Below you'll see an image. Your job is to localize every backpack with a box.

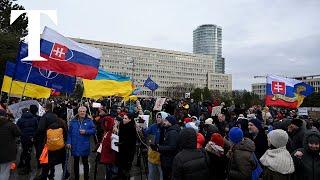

[251,153,263,180]
[47,128,64,151]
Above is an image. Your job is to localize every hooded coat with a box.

[227,138,256,180]
[205,141,228,180]
[100,116,116,164]
[292,130,320,180]
[158,124,181,168]
[17,112,38,144]
[172,128,210,180]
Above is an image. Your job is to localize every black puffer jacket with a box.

[158,124,180,168]
[17,112,38,143]
[292,130,320,180]
[172,128,210,180]
[0,117,21,163]
[35,111,58,150]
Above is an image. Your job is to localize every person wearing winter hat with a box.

[185,122,198,132]
[184,117,192,124]
[248,118,268,159]
[292,130,320,180]
[260,129,295,180]
[157,115,180,180]
[205,133,228,180]
[227,127,256,180]
[163,115,177,127]
[191,116,200,126]
[205,118,213,125]
[196,132,205,149]
[228,127,244,144]
[287,118,306,153]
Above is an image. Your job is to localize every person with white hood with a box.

[144,111,168,180]
[260,129,295,180]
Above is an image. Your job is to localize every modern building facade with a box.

[193,24,225,74]
[294,75,320,93]
[75,38,232,97]
[252,83,267,100]
[252,75,320,100]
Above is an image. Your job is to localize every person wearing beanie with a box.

[287,118,306,153]
[157,115,180,180]
[292,130,320,180]
[202,123,220,145]
[227,127,256,180]
[260,129,295,180]
[205,118,213,125]
[248,118,268,159]
[164,115,177,126]
[186,122,198,132]
[184,117,192,124]
[229,127,244,144]
[172,128,210,180]
[196,133,205,149]
[205,133,228,180]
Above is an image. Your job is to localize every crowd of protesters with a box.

[0,96,319,180]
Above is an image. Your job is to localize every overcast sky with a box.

[19,0,320,90]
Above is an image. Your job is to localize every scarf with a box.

[260,146,295,174]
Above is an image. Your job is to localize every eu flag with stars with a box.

[144,76,159,91]
[13,43,76,93]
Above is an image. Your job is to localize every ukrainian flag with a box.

[1,62,51,99]
[83,69,133,99]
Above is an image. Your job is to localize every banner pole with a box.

[6,76,15,104]
[20,65,33,102]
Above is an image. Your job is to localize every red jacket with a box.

[100,116,116,164]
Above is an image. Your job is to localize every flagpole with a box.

[20,65,33,102]
[6,78,14,104]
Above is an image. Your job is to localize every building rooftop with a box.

[72,37,213,59]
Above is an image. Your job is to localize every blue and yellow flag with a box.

[14,43,76,93]
[83,69,133,99]
[1,62,51,99]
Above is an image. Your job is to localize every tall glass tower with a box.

[193,24,225,74]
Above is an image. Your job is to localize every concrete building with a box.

[193,24,225,74]
[75,38,232,97]
[293,75,320,93]
[252,83,267,100]
[252,75,320,100]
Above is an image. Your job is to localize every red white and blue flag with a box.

[33,27,101,79]
[265,75,314,109]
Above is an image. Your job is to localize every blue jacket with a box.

[67,116,96,157]
[144,123,161,144]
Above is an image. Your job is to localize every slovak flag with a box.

[32,27,101,79]
[265,75,314,109]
